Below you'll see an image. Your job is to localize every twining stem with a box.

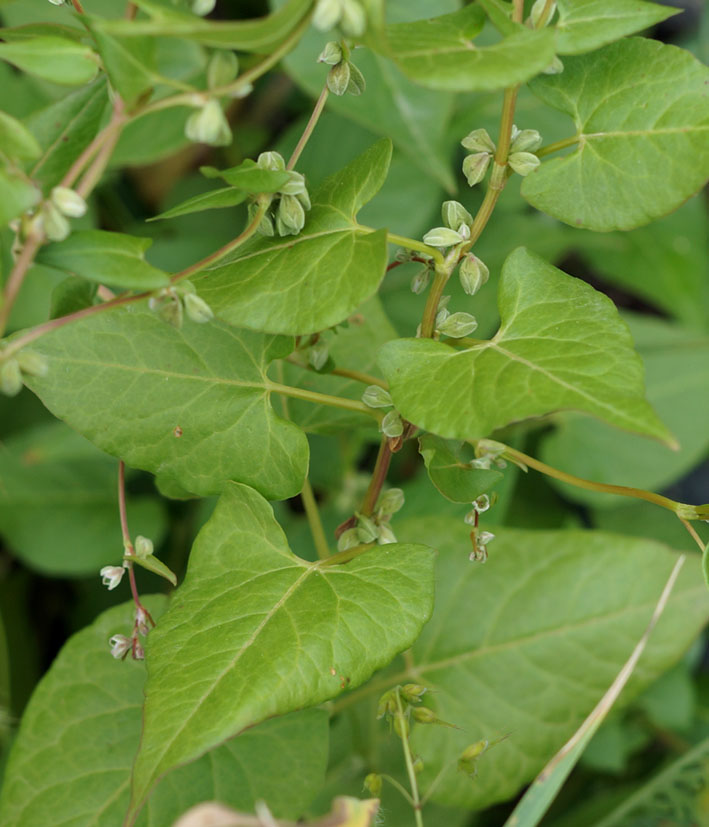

[118,461,154,626]
[495,443,709,521]
[268,380,381,419]
[76,100,126,198]
[300,478,331,560]
[287,84,329,170]
[71,0,85,12]
[680,519,705,552]
[360,438,393,516]
[0,233,42,338]
[395,689,424,827]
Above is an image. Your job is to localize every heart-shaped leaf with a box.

[379,248,673,444]
[193,140,392,335]
[26,308,309,500]
[128,482,435,818]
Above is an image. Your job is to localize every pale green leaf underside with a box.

[390,518,709,810]
[379,248,672,444]
[194,140,392,336]
[555,0,680,55]
[26,307,308,500]
[99,0,311,50]
[523,38,709,231]
[129,482,435,817]
[0,597,329,826]
[388,9,555,92]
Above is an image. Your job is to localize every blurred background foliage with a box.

[0,0,708,824]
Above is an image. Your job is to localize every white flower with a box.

[109,634,131,659]
[100,565,125,591]
[135,607,150,636]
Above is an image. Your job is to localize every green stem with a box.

[385,232,444,268]
[533,0,557,28]
[317,542,375,567]
[300,477,331,560]
[287,84,329,170]
[360,438,393,516]
[536,135,580,158]
[395,689,424,827]
[267,380,381,419]
[496,443,709,521]
[0,233,42,338]
[419,263,451,339]
[381,774,415,806]
[286,356,387,389]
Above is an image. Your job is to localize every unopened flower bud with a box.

[463,509,477,526]
[361,385,392,409]
[42,202,70,241]
[340,0,367,37]
[192,0,215,15]
[381,410,403,438]
[377,487,404,516]
[207,50,238,89]
[461,128,495,153]
[435,307,450,329]
[377,524,397,544]
[296,188,311,210]
[318,41,343,65]
[530,0,556,26]
[0,359,22,396]
[356,513,379,544]
[438,311,478,338]
[543,55,564,75]
[413,756,424,774]
[133,640,145,660]
[393,715,410,738]
[308,339,329,371]
[109,634,131,659]
[423,227,463,248]
[410,267,430,295]
[279,171,307,196]
[401,684,427,703]
[459,254,489,296]
[364,773,382,798]
[185,100,232,147]
[508,151,540,176]
[252,206,275,237]
[16,349,48,378]
[134,535,154,559]
[158,296,184,328]
[460,740,488,762]
[463,152,491,187]
[276,194,306,235]
[48,0,66,5]
[377,689,397,719]
[313,0,341,31]
[412,706,439,724]
[346,61,366,96]
[510,128,542,153]
[457,222,470,241]
[257,151,285,171]
[100,565,125,591]
[337,528,361,552]
[135,606,150,636]
[184,292,214,324]
[51,186,87,218]
[327,61,351,96]
[442,200,473,230]
[478,530,495,545]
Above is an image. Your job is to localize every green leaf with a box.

[281,15,456,191]
[87,23,156,106]
[540,315,709,508]
[372,517,709,810]
[26,307,309,500]
[25,78,109,189]
[0,168,40,228]
[573,195,709,330]
[0,596,329,826]
[379,248,672,444]
[388,8,556,92]
[49,276,98,319]
[148,186,248,222]
[201,159,291,193]
[280,296,395,434]
[36,230,171,290]
[522,38,709,231]
[100,0,312,51]
[128,553,177,586]
[128,482,435,817]
[0,36,99,86]
[0,422,166,577]
[555,0,681,55]
[194,140,392,335]
[419,434,503,504]
[0,110,41,161]
[111,105,193,167]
